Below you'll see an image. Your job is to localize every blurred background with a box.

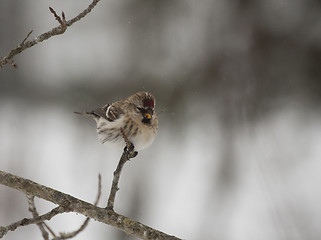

[1,0,321,239]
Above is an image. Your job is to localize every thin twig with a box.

[27,195,49,240]
[0,0,101,68]
[44,223,57,239]
[21,30,33,45]
[2,206,65,236]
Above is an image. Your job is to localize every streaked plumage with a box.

[76,92,158,151]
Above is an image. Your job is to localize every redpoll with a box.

[75,92,158,153]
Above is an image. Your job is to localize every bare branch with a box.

[0,0,101,68]
[0,170,181,240]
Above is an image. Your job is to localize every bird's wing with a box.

[75,102,124,122]
[91,104,110,120]
[90,103,124,122]
[105,103,124,121]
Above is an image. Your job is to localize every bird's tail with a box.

[74,111,101,122]
[74,111,93,116]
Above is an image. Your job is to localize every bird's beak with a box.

[144,113,152,119]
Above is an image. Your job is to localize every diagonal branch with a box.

[0,170,181,240]
[0,0,101,68]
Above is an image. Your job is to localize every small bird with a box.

[75,92,158,154]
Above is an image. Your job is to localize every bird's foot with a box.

[124,142,138,159]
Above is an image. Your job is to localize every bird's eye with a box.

[136,107,142,112]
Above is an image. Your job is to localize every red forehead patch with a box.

[143,98,154,108]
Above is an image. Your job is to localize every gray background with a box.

[1,0,321,239]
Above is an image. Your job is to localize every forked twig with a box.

[49,7,67,34]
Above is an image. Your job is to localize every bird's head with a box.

[131,92,156,125]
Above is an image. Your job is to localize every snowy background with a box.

[1,0,321,239]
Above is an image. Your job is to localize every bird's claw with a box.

[124,143,138,159]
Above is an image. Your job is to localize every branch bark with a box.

[107,151,129,210]
[0,170,181,240]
